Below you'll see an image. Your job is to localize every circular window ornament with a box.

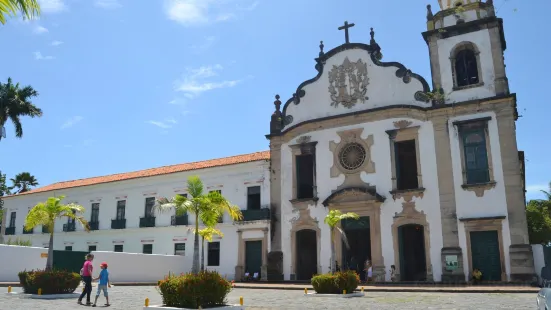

[339,143,367,171]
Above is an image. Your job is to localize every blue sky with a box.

[0,0,549,200]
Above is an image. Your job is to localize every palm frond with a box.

[197,227,224,242]
[335,226,351,250]
[187,176,204,198]
[0,0,40,24]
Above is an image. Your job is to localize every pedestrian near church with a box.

[78,253,94,305]
[92,262,111,307]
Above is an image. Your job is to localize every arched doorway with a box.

[296,229,317,280]
[398,224,427,281]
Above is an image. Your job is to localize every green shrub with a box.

[157,270,232,308]
[18,269,81,295]
[311,270,359,294]
[3,237,32,246]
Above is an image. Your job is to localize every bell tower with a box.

[423,0,508,104]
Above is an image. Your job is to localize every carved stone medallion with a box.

[328,57,369,108]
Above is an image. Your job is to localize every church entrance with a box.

[341,216,371,281]
[398,224,427,281]
[296,229,317,280]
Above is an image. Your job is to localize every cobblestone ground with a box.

[1,286,538,309]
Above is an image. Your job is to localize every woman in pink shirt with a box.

[78,253,94,305]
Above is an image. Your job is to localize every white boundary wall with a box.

[90,251,189,283]
[0,245,48,282]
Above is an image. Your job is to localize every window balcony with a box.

[4,226,15,235]
[22,226,34,234]
[139,216,156,228]
[89,221,99,231]
[63,222,76,232]
[240,208,271,222]
[171,215,188,226]
[111,218,126,230]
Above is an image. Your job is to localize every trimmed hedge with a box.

[157,270,232,308]
[311,270,359,294]
[18,269,81,295]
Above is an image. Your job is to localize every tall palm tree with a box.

[9,172,38,193]
[0,0,40,24]
[198,226,224,271]
[155,176,242,274]
[24,195,89,270]
[0,77,43,140]
[324,210,359,273]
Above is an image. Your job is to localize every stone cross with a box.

[338,21,355,44]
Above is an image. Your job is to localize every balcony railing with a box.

[111,218,126,230]
[42,226,49,234]
[89,221,99,231]
[63,222,76,232]
[240,208,271,222]
[22,226,34,234]
[4,226,15,235]
[171,215,188,226]
[139,216,156,228]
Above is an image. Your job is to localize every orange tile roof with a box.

[10,151,270,197]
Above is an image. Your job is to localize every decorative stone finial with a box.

[274,94,281,112]
[370,28,376,44]
[487,0,493,5]
[319,41,324,56]
[426,4,433,20]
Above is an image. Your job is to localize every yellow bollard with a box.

[343,290,347,295]
[304,288,308,294]
[7,286,11,293]
[361,287,364,293]
[38,288,42,295]
[239,296,243,306]
[145,298,150,307]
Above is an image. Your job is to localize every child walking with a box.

[92,262,111,307]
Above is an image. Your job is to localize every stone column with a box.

[496,103,535,281]
[267,137,284,281]
[433,116,465,282]
[488,24,509,96]
[234,230,244,281]
[370,205,386,282]
[261,228,269,281]
[427,36,442,90]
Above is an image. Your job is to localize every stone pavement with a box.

[0,286,539,309]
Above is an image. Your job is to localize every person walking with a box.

[78,253,94,305]
[92,262,111,307]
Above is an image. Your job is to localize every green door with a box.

[245,241,263,277]
[470,230,502,281]
[52,250,89,273]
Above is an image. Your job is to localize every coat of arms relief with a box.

[328,57,369,108]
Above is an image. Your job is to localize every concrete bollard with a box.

[239,296,243,306]
[145,298,149,307]
[38,288,42,295]
[7,286,11,293]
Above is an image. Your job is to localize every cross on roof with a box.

[338,21,355,44]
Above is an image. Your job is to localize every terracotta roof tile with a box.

[10,151,270,197]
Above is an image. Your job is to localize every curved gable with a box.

[322,186,386,207]
[279,42,431,133]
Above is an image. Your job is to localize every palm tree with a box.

[155,176,242,274]
[0,0,40,24]
[9,172,38,193]
[198,226,224,271]
[24,196,89,270]
[324,210,359,273]
[0,77,43,140]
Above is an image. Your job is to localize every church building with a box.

[1,0,534,283]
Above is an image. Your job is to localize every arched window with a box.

[455,49,479,87]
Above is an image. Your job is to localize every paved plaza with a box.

[0,286,539,309]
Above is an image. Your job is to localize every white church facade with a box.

[1,0,534,283]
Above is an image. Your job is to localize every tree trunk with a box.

[46,229,54,270]
[192,214,200,274]
[330,228,336,274]
[200,236,205,272]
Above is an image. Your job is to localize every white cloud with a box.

[147,118,178,129]
[51,40,64,46]
[34,51,55,60]
[164,0,258,26]
[174,64,241,98]
[61,116,83,129]
[33,25,49,34]
[94,0,122,9]
[38,0,67,13]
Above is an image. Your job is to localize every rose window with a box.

[339,143,367,171]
